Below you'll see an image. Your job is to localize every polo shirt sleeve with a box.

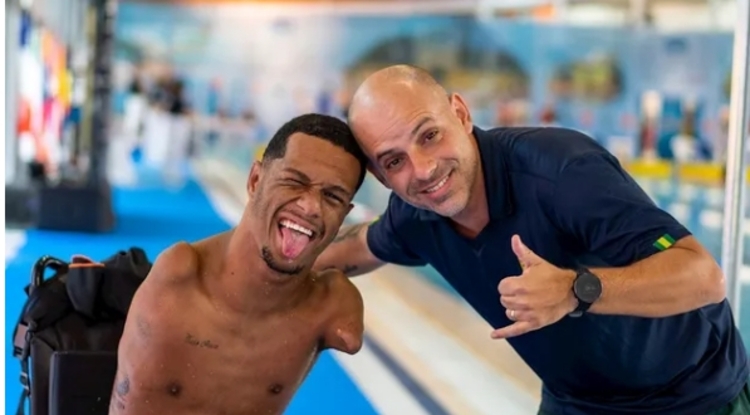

[549,152,693,266]
[366,195,427,267]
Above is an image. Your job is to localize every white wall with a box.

[159,0,738,32]
[6,1,21,184]
[648,1,735,32]
[559,0,737,32]
[563,3,632,26]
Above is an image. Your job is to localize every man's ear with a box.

[449,92,473,134]
[366,163,390,189]
[247,161,262,197]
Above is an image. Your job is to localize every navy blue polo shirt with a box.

[366,126,749,415]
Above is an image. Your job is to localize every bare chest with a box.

[159,308,328,414]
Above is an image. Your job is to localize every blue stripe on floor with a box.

[364,335,450,415]
[4,180,377,415]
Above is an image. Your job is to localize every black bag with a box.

[12,248,152,415]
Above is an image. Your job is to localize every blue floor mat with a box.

[5,180,377,415]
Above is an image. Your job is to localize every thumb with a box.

[512,234,542,268]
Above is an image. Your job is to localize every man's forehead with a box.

[356,107,437,146]
[274,139,359,192]
[357,92,444,130]
[281,163,355,189]
[376,91,434,116]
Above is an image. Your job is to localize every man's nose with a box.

[295,191,322,218]
[411,151,437,181]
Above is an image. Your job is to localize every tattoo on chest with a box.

[116,376,130,396]
[185,333,220,349]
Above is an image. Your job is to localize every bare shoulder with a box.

[147,241,201,286]
[113,243,201,414]
[123,242,199,328]
[315,269,364,355]
[121,241,201,366]
[316,268,356,291]
[122,242,199,352]
[316,268,363,308]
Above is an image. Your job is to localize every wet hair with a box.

[262,113,368,191]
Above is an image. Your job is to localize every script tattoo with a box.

[333,224,365,243]
[185,333,219,349]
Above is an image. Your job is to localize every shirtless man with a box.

[110,113,368,415]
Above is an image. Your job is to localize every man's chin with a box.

[261,247,306,276]
[420,194,468,218]
[267,258,305,276]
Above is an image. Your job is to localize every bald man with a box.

[315,65,749,415]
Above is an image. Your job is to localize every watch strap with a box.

[572,267,595,315]
[574,294,594,313]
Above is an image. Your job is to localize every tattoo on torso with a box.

[185,333,220,349]
[109,375,129,413]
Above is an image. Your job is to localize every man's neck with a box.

[451,147,490,239]
[217,226,313,315]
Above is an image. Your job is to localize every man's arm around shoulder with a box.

[314,223,384,277]
[316,198,429,277]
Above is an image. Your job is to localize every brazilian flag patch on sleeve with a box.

[653,234,676,251]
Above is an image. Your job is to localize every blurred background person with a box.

[122,75,146,157]
[163,78,193,186]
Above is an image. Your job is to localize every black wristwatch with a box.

[568,267,602,318]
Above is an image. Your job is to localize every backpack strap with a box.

[16,357,30,415]
[14,255,69,415]
[13,321,32,415]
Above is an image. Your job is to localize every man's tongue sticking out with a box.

[280,227,310,259]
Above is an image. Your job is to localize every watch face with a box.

[575,272,602,303]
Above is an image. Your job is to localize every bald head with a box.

[348,65,447,126]
[359,64,441,91]
[344,65,479,220]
